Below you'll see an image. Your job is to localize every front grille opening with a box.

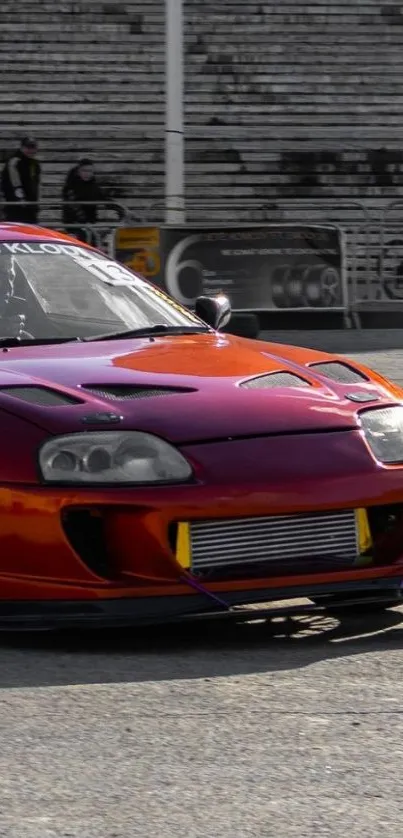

[368,503,403,563]
[240,372,311,389]
[0,386,82,405]
[181,505,403,583]
[83,385,196,401]
[368,504,403,538]
[168,522,178,554]
[187,509,359,581]
[308,362,369,384]
[61,508,114,579]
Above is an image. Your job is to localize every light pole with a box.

[165,0,185,225]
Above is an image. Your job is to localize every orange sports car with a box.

[0,222,402,629]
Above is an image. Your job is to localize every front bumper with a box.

[3,429,403,618]
[0,575,402,631]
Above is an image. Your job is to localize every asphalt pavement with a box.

[2,331,403,838]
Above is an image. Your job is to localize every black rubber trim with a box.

[0,576,400,630]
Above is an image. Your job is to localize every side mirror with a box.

[195,293,231,331]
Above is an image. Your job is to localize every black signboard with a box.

[158,224,346,311]
[113,223,347,312]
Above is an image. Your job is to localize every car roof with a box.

[0,223,94,246]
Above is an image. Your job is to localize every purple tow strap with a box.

[180,573,232,610]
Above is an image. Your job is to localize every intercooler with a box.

[187,509,360,573]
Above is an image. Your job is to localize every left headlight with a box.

[360,406,403,464]
[38,431,193,484]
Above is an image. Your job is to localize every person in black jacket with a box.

[1,137,41,224]
[62,158,103,245]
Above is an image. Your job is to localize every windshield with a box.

[0,241,206,342]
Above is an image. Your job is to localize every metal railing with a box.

[0,198,132,254]
[139,198,403,317]
[120,198,374,315]
[0,199,130,221]
[375,200,403,309]
[4,195,403,321]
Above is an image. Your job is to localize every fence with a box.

[113,221,349,317]
[374,200,403,310]
[3,196,403,325]
[136,199,403,322]
[0,198,130,253]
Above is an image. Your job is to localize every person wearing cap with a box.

[62,158,103,245]
[1,137,41,224]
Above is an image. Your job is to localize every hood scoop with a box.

[82,384,197,401]
[307,361,368,384]
[0,386,83,406]
[240,371,311,389]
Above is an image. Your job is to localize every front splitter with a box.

[0,576,401,631]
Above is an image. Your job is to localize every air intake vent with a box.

[240,372,311,389]
[83,385,195,401]
[308,362,368,384]
[62,508,113,579]
[0,386,82,405]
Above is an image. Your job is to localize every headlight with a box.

[360,406,403,464]
[39,431,193,484]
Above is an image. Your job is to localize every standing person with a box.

[1,137,41,224]
[62,158,103,245]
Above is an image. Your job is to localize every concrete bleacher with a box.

[182,0,403,307]
[0,0,165,219]
[0,0,402,303]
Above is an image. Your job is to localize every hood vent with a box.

[308,362,368,384]
[83,384,196,401]
[0,386,82,405]
[240,372,311,389]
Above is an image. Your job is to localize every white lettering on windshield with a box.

[0,241,151,287]
[35,243,67,254]
[69,254,135,286]
[0,242,90,258]
[3,243,34,254]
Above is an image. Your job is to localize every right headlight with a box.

[38,431,193,484]
[360,406,403,464]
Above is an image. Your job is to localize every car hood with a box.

[0,333,397,442]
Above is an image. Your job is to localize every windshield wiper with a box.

[83,325,210,342]
[0,336,81,348]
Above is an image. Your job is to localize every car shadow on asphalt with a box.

[0,607,403,689]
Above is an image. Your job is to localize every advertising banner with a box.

[114,224,347,312]
[114,226,162,282]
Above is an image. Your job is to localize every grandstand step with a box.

[0,0,402,298]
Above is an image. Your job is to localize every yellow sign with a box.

[114,227,161,279]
